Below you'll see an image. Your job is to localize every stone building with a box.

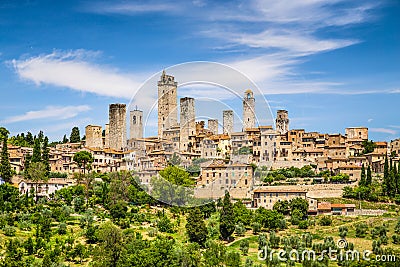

[129,109,143,139]
[252,188,307,209]
[158,71,178,137]
[223,110,234,135]
[391,138,400,156]
[180,97,196,153]
[85,125,103,148]
[109,103,126,151]
[243,89,256,130]
[104,123,110,148]
[276,110,289,135]
[208,119,218,135]
[345,127,368,141]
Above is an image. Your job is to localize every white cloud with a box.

[223,29,358,54]
[370,128,397,135]
[3,105,91,123]
[10,50,144,99]
[86,1,182,14]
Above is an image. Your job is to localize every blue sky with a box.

[0,0,399,141]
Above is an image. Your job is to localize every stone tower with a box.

[158,70,178,137]
[243,89,256,130]
[180,97,196,152]
[276,110,289,135]
[129,109,143,139]
[208,119,218,135]
[85,125,103,148]
[223,110,234,135]
[109,103,126,151]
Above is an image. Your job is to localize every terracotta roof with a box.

[317,202,331,210]
[331,203,356,208]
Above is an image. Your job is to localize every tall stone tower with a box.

[208,119,218,135]
[85,125,103,148]
[223,110,234,135]
[158,70,178,137]
[180,97,196,152]
[276,110,289,135]
[129,109,143,139]
[243,89,256,130]
[109,103,126,151]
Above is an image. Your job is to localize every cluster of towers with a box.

[85,104,143,151]
[157,71,258,138]
[85,71,289,151]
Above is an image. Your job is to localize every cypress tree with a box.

[62,134,68,144]
[42,137,50,177]
[0,136,13,183]
[31,138,41,163]
[384,156,389,193]
[359,164,366,186]
[220,191,235,241]
[366,165,372,186]
[185,207,208,246]
[70,127,81,143]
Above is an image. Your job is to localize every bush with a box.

[240,239,250,255]
[298,221,308,229]
[3,225,16,236]
[392,234,400,244]
[355,222,368,238]
[252,222,261,234]
[58,223,67,235]
[235,222,246,236]
[318,216,332,226]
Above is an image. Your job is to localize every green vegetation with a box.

[70,126,81,143]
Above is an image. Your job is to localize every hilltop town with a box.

[2,71,399,213]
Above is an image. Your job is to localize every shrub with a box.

[318,216,332,226]
[298,221,308,229]
[3,225,16,236]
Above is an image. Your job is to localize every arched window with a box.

[133,115,136,124]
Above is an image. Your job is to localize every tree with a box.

[239,239,249,255]
[42,136,50,178]
[186,207,208,246]
[70,127,81,143]
[220,192,235,241]
[27,162,48,202]
[273,200,290,215]
[361,140,376,154]
[0,131,13,183]
[31,138,42,163]
[289,197,309,217]
[359,164,366,186]
[366,165,372,186]
[73,151,94,174]
[92,221,124,267]
[62,134,69,143]
[169,152,181,166]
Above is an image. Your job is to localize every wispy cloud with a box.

[2,105,91,123]
[9,50,144,99]
[370,128,397,135]
[88,1,179,14]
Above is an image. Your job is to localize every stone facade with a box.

[208,119,218,135]
[158,70,178,137]
[85,125,103,148]
[180,97,196,152]
[243,89,256,130]
[104,123,109,148]
[223,110,234,135]
[109,103,126,151]
[276,110,289,135]
[129,109,143,139]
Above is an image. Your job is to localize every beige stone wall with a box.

[180,97,196,152]
[243,90,255,130]
[223,110,234,135]
[346,127,368,140]
[276,110,289,135]
[109,103,126,151]
[208,119,218,135]
[129,109,143,139]
[85,125,103,148]
[158,71,178,137]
